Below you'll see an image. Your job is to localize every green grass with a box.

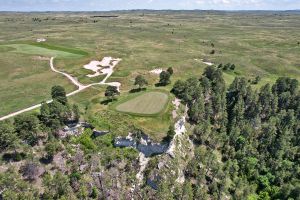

[114,91,169,116]
[0,11,300,123]
[31,42,89,56]
[3,43,85,58]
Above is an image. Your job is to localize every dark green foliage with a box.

[0,121,18,151]
[223,63,231,70]
[39,100,71,129]
[167,67,174,75]
[14,113,40,146]
[134,75,148,89]
[72,104,80,122]
[105,85,120,100]
[90,187,98,199]
[159,71,171,86]
[166,124,175,141]
[230,64,236,70]
[252,75,261,84]
[51,85,68,105]
[172,69,299,199]
[43,171,74,199]
[0,168,39,199]
[44,138,62,159]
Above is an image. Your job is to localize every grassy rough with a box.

[3,44,85,58]
[1,11,300,122]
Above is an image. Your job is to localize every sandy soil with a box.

[167,102,188,158]
[84,57,121,78]
[136,153,150,185]
[195,58,214,66]
[172,98,181,119]
[83,61,102,77]
[150,68,163,74]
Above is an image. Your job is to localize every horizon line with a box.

[0,9,300,12]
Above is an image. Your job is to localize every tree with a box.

[230,64,236,70]
[51,85,68,105]
[0,168,39,199]
[172,80,187,99]
[40,101,51,126]
[134,75,148,89]
[167,67,174,75]
[45,138,62,160]
[159,71,171,86]
[72,104,80,122]
[105,85,120,100]
[188,98,205,124]
[43,171,74,199]
[0,121,18,151]
[252,76,261,84]
[223,63,231,70]
[166,124,176,141]
[14,114,40,146]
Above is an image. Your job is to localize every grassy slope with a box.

[0,11,299,138]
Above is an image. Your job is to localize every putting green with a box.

[3,44,85,58]
[115,91,169,115]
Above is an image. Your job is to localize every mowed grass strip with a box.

[115,92,169,115]
[3,44,85,58]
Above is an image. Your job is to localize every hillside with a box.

[0,11,299,200]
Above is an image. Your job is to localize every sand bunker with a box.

[201,59,214,66]
[83,61,102,77]
[150,68,163,74]
[84,57,121,78]
[36,38,46,42]
[195,58,214,66]
[203,61,214,66]
[0,56,122,121]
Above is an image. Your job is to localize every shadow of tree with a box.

[100,99,116,105]
[129,88,147,93]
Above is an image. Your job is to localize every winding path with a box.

[0,57,121,121]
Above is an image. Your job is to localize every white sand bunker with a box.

[201,59,214,66]
[195,58,214,66]
[84,57,121,78]
[150,68,163,74]
[36,38,46,42]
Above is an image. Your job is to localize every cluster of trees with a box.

[0,85,79,157]
[104,67,174,101]
[0,85,84,198]
[218,63,236,71]
[171,66,299,199]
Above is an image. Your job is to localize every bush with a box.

[75,129,96,152]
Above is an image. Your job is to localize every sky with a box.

[0,0,300,11]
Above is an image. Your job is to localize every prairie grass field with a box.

[0,10,299,138]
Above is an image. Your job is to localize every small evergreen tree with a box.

[134,75,148,89]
